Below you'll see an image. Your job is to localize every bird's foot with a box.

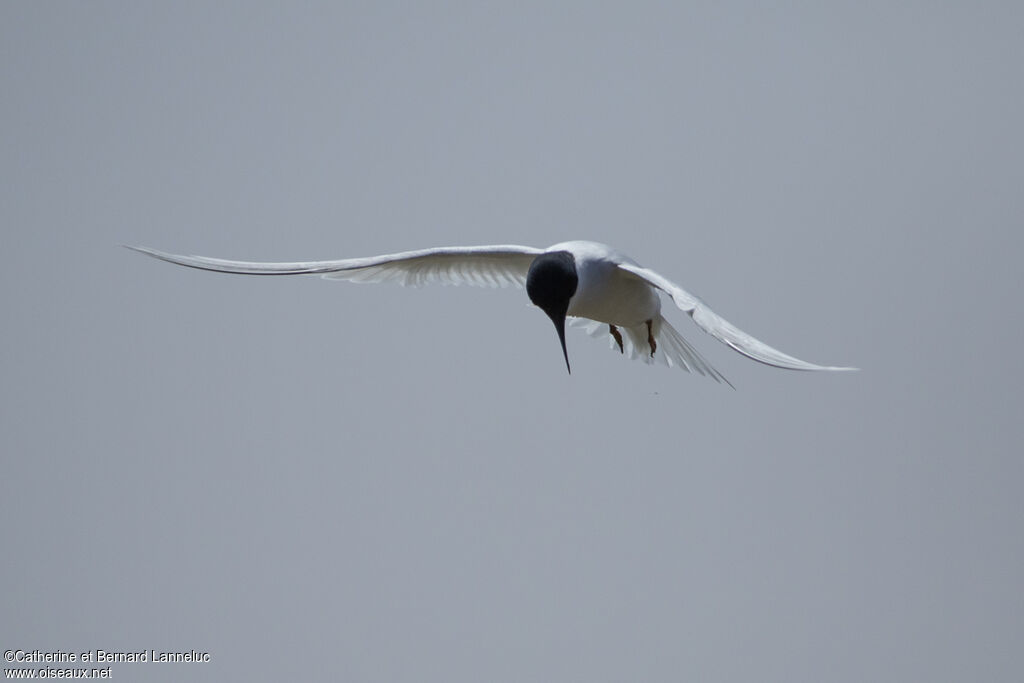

[646,320,657,358]
[609,325,624,354]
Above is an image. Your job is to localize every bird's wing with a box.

[125,245,543,288]
[617,263,857,372]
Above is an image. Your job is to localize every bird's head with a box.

[526,251,578,374]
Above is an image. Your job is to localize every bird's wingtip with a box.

[124,245,180,263]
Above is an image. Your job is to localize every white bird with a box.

[126,240,856,384]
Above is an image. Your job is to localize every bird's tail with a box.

[570,315,733,387]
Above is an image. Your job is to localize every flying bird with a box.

[126,240,856,384]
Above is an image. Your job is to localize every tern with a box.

[127,240,855,384]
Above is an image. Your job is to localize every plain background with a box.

[2,3,1021,682]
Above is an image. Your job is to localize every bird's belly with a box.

[568,265,660,326]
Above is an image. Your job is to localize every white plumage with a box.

[127,240,856,383]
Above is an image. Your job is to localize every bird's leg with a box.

[646,319,657,358]
[609,325,624,354]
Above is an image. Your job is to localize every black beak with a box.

[546,310,571,374]
[525,250,578,376]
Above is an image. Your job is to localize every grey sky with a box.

[2,3,1022,682]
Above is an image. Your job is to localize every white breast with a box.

[549,242,661,326]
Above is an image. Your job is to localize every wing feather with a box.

[125,244,543,289]
[617,263,857,372]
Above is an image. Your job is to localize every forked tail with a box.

[571,315,733,387]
